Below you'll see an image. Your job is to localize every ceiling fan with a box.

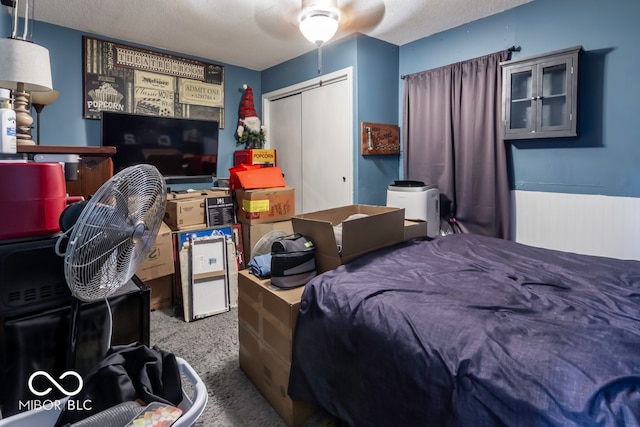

[255,0,385,72]
[298,0,386,42]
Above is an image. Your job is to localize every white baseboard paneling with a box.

[511,191,640,261]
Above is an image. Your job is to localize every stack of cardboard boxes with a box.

[238,270,317,426]
[135,188,239,313]
[230,163,296,262]
[162,189,241,321]
[238,203,409,426]
[235,186,295,260]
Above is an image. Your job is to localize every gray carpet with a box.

[149,307,339,427]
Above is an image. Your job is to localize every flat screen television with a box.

[100,111,219,178]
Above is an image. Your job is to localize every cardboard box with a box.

[238,270,303,362]
[292,205,405,274]
[234,149,276,166]
[404,220,429,240]
[167,189,228,201]
[238,270,317,426]
[236,186,295,225]
[165,197,206,230]
[241,220,293,262]
[165,190,229,230]
[136,222,175,282]
[239,325,317,427]
[146,274,174,311]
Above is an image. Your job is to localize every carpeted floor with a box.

[149,307,339,427]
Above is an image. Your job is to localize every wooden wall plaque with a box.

[360,122,400,155]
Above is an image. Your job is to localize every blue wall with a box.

[399,0,640,198]
[355,36,400,204]
[262,35,358,93]
[0,18,261,178]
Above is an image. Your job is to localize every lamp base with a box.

[14,86,36,146]
[16,139,36,146]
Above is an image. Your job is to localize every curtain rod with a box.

[400,45,522,79]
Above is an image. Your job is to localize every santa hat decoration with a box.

[239,84,257,119]
[237,84,266,148]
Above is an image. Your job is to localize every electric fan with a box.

[57,164,167,368]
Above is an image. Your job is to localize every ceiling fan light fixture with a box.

[299,9,339,45]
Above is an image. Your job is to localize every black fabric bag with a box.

[270,233,317,289]
[55,343,182,426]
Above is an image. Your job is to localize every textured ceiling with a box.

[28,0,532,71]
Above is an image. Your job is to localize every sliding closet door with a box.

[268,94,303,213]
[301,78,351,213]
[264,68,353,214]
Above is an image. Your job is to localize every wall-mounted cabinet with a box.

[501,46,582,140]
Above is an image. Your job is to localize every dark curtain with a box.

[402,50,510,239]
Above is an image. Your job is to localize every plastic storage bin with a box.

[0,357,207,427]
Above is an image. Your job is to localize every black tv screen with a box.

[100,111,219,177]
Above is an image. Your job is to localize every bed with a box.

[287,233,640,427]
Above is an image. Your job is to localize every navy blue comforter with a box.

[288,234,640,427]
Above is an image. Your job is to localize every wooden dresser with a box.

[17,145,116,200]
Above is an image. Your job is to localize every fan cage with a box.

[64,164,167,302]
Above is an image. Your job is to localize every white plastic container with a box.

[0,88,16,154]
[387,180,441,238]
[0,357,208,427]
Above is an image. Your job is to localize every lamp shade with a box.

[0,38,52,92]
[31,89,60,106]
[299,11,339,45]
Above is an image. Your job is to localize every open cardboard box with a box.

[241,220,293,262]
[291,204,405,274]
[404,219,429,240]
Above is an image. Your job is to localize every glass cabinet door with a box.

[509,69,534,131]
[539,61,569,131]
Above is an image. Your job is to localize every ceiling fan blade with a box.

[301,0,338,10]
[254,2,301,41]
[339,0,386,33]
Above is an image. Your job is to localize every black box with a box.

[0,237,150,416]
[206,195,236,226]
[0,277,150,416]
[0,236,69,318]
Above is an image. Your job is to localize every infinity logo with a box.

[28,371,83,397]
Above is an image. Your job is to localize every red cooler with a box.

[0,162,77,240]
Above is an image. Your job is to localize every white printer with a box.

[386,180,440,237]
